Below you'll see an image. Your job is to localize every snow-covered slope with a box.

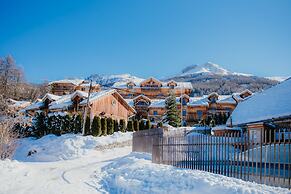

[265,76,289,82]
[14,132,133,162]
[180,62,252,76]
[86,74,144,87]
[100,152,289,194]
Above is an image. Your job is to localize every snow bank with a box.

[99,152,289,194]
[14,132,132,162]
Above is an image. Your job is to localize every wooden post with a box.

[82,80,93,136]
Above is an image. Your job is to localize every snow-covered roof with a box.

[113,77,193,89]
[217,95,237,104]
[149,99,166,108]
[42,93,62,102]
[49,94,73,110]
[7,99,31,109]
[211,125,242,131]
[49,79,84,86]
[227,78,291,126]
[25,101,45,111]
[188,96,209,107]
[71,90,88,100]
[80,89,116,105]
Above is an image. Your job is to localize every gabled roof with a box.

[80,89,136,113]
[227,78,291,126]
[49,94,73,110]
[70,90,88,100]
[48,79,84,86]
[25,101,45,111]
[140,77,163,86]
[167,80,178,86]
[133,94,151,103]
[42,93,62,102]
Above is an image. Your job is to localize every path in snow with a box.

[0,146,131,194]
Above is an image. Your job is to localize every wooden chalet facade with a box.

[24,90,135,122]
[114,77,193,99]
[126,90,252,125]
[227,78,291,143]
[49,79,100,95]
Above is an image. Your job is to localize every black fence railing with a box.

[152,128,291,189]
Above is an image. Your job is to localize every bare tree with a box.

[0,119,18,160]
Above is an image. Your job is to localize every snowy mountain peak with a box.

[181,62,252,76]
[86,73,144,87]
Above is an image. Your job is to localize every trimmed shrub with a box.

[119,119,126,132]
[91,116,101,137]
[107,117,114,135]
[101,117,107,136]
[114,120,119,132]
[127,120,133,131]
[84,116,91,135]
[145,120,151,130]
[133,120,139,131]
[139,120,144,131]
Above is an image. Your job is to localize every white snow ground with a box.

[0,133,289,194]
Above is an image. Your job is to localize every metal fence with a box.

[132,128,186,153]
[152,128,291,189]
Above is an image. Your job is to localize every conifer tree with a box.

[74,114,82,134]
[119,119,126,132]
[139,120,144,131]
[133,120,139,131]
[127,120,133,131]
[107,117,114,135]
[101,117,107,136]
[145,120,151,130]
[163,92,181,127]
[114,120,119,132]
[91,116,101,137]
[157,122,163,128]
[33,112,47,138]
[84,116,91,135]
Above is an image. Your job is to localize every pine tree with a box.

[91,116,100,137]
[114,120,119,132]
[119,119,126,132]
[163,92,181,127]
[74,114,82,134]
[127,120,133,131]
[133,120,139,131]
[101,117,107,136]
[139,120,144,131]
[157,122,163,128]
[33,112,47,138]
[107,117,114,135]
[84,116,91,135]
[145,120,151,130]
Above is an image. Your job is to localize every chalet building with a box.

[48,79,100,95]
[126,90,252,125]
[227,78,291,143]
[24,89,135,122]
[114,77,193,99]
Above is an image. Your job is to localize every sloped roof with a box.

[48,79,84,86]
[42,93,62,102]
[227,78,291,126]
[80,89,136,113]
[25,101,45,111]
[49,94,73,110]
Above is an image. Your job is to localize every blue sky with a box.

[0,0,291,83]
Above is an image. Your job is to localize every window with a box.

[128,94,133,98]
[136,101,148,106]
[128,85,133,89]
[182,98,187,106]
[170,85,175,89]
[182,109,187,116]
[153,111,158,115]
[197,110,203,120]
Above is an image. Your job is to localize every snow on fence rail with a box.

[151,128,291,189]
